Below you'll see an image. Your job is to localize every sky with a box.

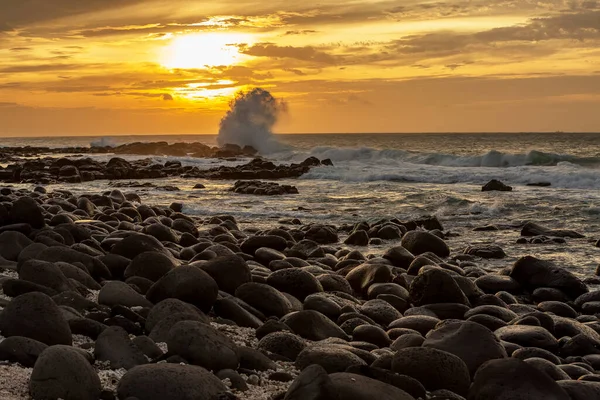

[0,0,599,136]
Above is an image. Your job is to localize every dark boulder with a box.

[235,282,292,318]
[510,256,588,299]
[197,255,251,294]
[392,347,471,396]
[166,321,239,371]
[146,266,218,313]
[117,363,228,400]
[401,231,450,258]
[95,326,147,369]
[468,358,570,400]
[282,310,349,341]
[124,251,179,282]
[0,336,48,367]
[482,179,512,192]
[0,292,72,345]
[409,269,469,306]
[30,345,101,400]
[9,196,45,228]
[423,321,507,377]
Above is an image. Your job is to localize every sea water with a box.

[1,132,599,278]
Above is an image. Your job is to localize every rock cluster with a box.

[0,156,330,184]
[231,181,299,195]
[0,187,599,400]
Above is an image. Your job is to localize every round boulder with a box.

[392,347,470,396]
[0,292,72,346]
[30,345,101,400]
[117,363,228,400]
[401,231,450,258]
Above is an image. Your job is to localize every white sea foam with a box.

[275,146,600,168]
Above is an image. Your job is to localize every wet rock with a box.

[382,246,415,269]
[521,221,585,238]
[345,263,392,296]
[401,231,450,258]
[231,180,299,195]
[464,244,506,259]
[482,179,512,192]
[345,230,369,246]
[510,256,588,299]
[305,225,339,244]
[409,269,469,306]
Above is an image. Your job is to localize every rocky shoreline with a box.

[0,154,331,185]
[0,186,599,399]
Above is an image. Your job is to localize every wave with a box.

[273,147,600,168]
[299,160,600,189]
[90,137,116,148]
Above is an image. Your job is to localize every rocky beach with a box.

[0,142,600,400]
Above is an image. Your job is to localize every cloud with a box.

[162,93,173,100]
[240,43,340,64]
[10,47,32,52]
[284,68,307,76]
[284,30,318,35]
[0,63,88,73]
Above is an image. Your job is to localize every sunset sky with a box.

[1,0,599,136]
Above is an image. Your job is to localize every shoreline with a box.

[0,185,599,399]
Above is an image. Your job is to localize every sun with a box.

[161,33,249,69]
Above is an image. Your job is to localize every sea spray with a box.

[90,137,116,148]
[217,88,287,154]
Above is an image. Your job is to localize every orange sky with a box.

[1,0,599,136]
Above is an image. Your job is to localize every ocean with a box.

[2,132,600,278]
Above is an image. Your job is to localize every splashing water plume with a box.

[217,88,287,154]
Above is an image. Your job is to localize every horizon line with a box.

[1,131,599,139]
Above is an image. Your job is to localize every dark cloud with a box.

[10,47,32,52]
[0,63,87,73]
[284,30,318,35]
[0,0,144,29]
[240,43,340,64]
[284,68,307,76]
[162,93,173,100]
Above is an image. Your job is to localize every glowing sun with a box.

[162,33,249,69]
